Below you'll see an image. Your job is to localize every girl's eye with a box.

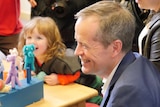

[26,36,32,39]
[37,36,42,40]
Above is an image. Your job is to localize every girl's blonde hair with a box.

[18,16,66,62]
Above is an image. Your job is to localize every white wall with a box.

[20,0,31,20]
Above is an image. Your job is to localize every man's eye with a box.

[83,45,87,49]
[81,44,88,49]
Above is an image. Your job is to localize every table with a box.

[27,83,98,107]
[2,60,98,107]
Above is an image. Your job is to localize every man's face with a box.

[74,16,114,77]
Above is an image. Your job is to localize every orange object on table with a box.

[3,72,8,81]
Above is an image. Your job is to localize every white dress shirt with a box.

[101,62,120,96]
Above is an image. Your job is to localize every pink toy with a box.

[5,54,21,89]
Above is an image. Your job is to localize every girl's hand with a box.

[31,71,36,76]
[44,73,60,86]
[28,0,37,8]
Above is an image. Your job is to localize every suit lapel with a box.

[100,51,136,107]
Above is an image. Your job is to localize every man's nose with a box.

[74,45,83,56]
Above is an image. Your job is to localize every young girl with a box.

[18,16,103,105]
[18,16,81,85]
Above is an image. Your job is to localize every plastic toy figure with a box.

[23,44,35,71]
[0,59,4,79]
[9,48,18,56]
[5,54,21,89]
[23,44,35,83]
[9,48,19,71]
[9,48,23,73]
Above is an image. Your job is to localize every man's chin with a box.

[81,67,91,74]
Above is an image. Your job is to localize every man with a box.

[74,1,160,107]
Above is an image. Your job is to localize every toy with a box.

[0,60,4,79]
[9,48,24,79]
[9,48,23,71]
[0,77,43,107]
[9,48,18,56]
[5,54,21,89]
[23,44,35,83]
[0,46,43,107]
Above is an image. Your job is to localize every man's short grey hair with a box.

[75,1,135,52]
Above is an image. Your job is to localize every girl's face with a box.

[25,28,48,59]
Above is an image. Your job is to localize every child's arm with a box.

[58,71,80,85]
[44,71,80,85]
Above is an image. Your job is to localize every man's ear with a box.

[112,39,122,57]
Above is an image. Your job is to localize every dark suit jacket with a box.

[100,51,160,107]
[143,12,160,70]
